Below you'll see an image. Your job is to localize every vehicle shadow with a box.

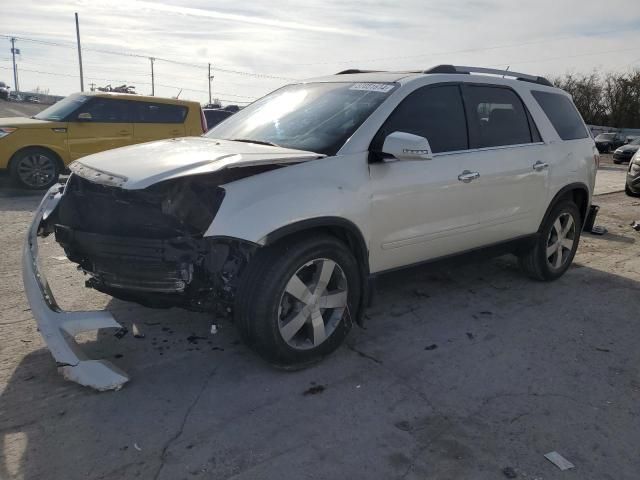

[3,255,640,479]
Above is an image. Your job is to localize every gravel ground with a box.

[1,99,639,479]
[1,178,639,480]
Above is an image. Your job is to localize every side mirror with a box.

[77,112,92,121]
[381,131,433,161]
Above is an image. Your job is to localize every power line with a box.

[0,65,255,102]
[0,34,297,81]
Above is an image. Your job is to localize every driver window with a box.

[376,85,468,153]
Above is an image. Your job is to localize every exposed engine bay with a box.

[42,167,281,317]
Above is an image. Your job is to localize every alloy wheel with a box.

[546,212,576,270]
[16,153,56,188]
[278,258,348,350]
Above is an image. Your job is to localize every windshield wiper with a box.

[229,138,280,147]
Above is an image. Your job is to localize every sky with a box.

[1,0,639,105]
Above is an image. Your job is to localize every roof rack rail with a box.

[335,69,387,75]
[423,64,553,87]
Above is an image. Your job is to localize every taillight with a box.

[200,108,207,133]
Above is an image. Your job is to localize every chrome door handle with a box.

[533,161,549,171]
[458,170,480,183]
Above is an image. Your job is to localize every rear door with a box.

[66,97,134,160]
[457,84,548,243]
[132,101,187,143]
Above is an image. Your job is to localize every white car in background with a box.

[23,65,598,390]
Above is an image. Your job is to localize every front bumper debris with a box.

[22,185,129,391]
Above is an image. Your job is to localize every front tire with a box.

[235,234,361,367]
[10,147,60,190]
[518,201,582,281]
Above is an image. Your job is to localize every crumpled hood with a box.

[70,136,324,190]
[0,117,64,128]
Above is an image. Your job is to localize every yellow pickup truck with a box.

[0,92,206,188]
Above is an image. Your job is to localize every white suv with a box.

[24,65,598,390]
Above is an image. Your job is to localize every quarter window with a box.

[463,86,533,148]
[134,102,188,123]
[531,91,588,141]
[376,85,468,154]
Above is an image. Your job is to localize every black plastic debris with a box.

[187,335,207,344]
[631,220,640,232]
[502,466,517,478]
[303,385,326,396]
[114,327,128,339]
[424,344,438,351]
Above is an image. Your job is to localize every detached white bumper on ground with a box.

[21,186,129,391]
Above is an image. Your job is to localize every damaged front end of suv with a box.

[53,170,266,316]
[23,139,322,391]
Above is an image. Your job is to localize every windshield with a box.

[596,133,616,140]
[629,138,640,145]
[206,82,397,155]
[34,94,90,121]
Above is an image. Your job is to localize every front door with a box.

[66,98,134,160]
[368,84,479,272]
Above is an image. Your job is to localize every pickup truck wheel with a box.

[625,184,640,197]
[518,201,581,281]
[235,234,360,368]
[10,147,60,190]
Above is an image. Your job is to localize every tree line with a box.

[553,70,640,128]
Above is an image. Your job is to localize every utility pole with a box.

[208,63,214,105]
[75,13,85,91]
[10,37,19,92]
[149,57,155,96]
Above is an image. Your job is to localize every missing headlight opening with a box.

[44,171,269,317]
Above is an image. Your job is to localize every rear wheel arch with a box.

[540,183,590,230]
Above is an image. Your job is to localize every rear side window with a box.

[531,91,588,140]
[133,102,188,123]
[79,98,131,122]
[377,85,468,153]
[463,86,533,148]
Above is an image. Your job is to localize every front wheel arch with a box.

[261,218,370,325]
[9,146,65,175]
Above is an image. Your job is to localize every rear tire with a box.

[10,147,60,190]
[235,234,361,368]
[518,201,582,281]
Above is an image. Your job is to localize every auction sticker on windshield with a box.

[349,83,395,93]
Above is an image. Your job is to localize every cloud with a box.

[0,0,638,103]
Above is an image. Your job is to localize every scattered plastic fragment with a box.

[210,324,218,335]
[134,443,142,451]
[502,467,517,478]
[544,451,574,471]
[631,221,640,232]
[132,324,145,339]
[595,347,610,353]
[424,344,438,351]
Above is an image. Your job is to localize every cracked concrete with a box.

[2,154,640,479]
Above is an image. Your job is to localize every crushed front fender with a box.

[22,185,129,391]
